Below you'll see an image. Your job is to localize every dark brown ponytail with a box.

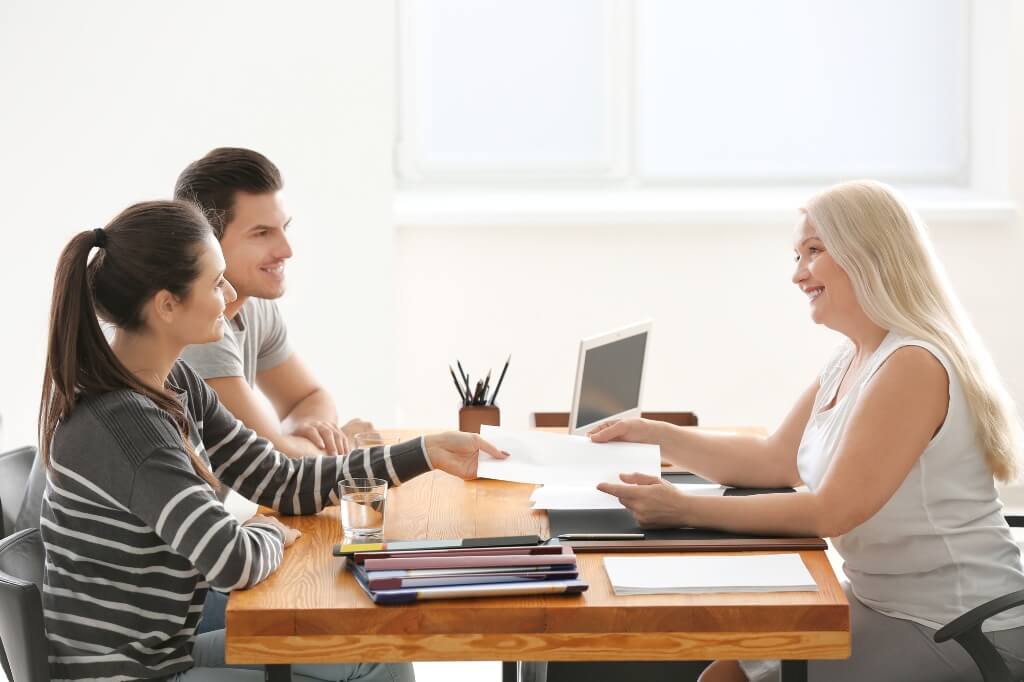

[39,200,219,487]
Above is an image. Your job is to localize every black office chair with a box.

[934,590,1024,682]
[934,515,1024,681]
[0,528,50,682]
[0,446,37,537]
[13,451,45,534]
[0,528,284,682]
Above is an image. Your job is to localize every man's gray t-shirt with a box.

[181,297,292,386]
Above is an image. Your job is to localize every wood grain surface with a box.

[226,427,850,664]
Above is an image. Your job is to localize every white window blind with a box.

[402,0,615,174]
[400,0,969,185]
[637,0,967,181]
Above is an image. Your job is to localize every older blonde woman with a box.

[594,181,1024,681]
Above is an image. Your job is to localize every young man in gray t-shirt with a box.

[176,148,369,458]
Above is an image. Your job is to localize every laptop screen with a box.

[574,331,648,429]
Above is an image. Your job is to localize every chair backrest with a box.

[0,528,49,682]
[13,452,45,535]
[530,411,699,428]
[0,446,37,537]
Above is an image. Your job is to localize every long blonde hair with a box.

[805,180,1021,482]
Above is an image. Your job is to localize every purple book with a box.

[363,567,580,590]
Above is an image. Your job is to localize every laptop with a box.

[568,321,653,436]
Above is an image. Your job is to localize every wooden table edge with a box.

[226,631,851,664]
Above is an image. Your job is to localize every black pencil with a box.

[457,360,472,396]
[449,365,466,404]
[490,355,510,405]
[481,370,492,404]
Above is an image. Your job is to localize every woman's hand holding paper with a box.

[597,472,690,528]
[424,432,509,480]
[588,418,666,445]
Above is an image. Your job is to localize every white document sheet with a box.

[478,426,661,485]
[603,554,817,595]
[530,483,725,510]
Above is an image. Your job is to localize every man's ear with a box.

[149,290,180,326]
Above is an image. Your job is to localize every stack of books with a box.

[347,544,588,604]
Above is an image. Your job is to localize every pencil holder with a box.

[459,405,500,434]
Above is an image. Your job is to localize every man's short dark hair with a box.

[174,148,283,239]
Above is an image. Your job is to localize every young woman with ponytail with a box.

[38,200,506,681]
[592,181,1024,681]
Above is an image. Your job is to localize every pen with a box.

[557,533,646,540]
[449,365,466,404]
[489,355,510,406]
[473,379,484,405]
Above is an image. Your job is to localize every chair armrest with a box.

[935,589,1024,643]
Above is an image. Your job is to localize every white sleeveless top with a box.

[798,332,1024,630]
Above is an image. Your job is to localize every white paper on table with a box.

[530,483,726,510]
[603,554,817,595]
[223,488,258,524]
[477,425,661,485]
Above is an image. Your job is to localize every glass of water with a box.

[354,432,401,450]
[339,477,388,541]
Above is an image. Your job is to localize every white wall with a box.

[394,215,1024,434]
[0,0,397,447]
[395,220,836,430]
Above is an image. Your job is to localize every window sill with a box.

[395,187,1018,228]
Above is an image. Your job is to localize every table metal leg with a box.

[780,660,808,682]
[265,664,291,681]
[502,661,518,682]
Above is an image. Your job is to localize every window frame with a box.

[395,0,1014,227]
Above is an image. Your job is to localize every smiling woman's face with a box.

[791,214,858,328]
[173,235,237,346]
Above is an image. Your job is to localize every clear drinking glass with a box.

[353,431,402,450]
[339,477,388,541]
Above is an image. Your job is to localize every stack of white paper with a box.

[477,425,661,485]
[603,554,817,595]
[530,483,726,510]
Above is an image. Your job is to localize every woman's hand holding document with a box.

[476,426,720,511]
[477,426,661,485]
[596,472,707,525]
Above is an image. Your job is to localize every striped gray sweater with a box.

[41,360,432,681]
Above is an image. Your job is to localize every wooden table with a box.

[225,429,850,682]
